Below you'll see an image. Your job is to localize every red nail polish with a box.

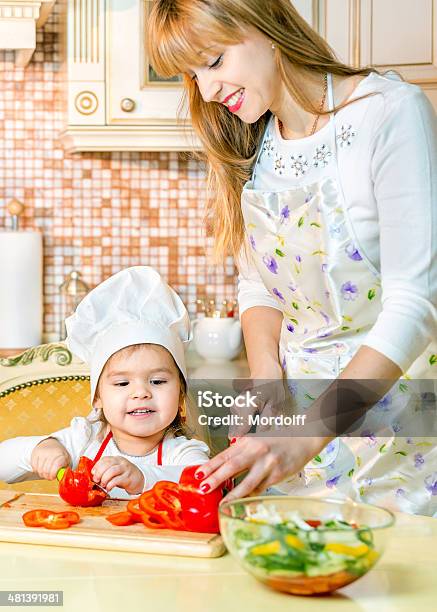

[195,471,205,480]
[230,438,236,445]
[200,483,211,493]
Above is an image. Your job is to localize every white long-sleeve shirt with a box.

[238,72,437,372]
[0,416,210,499]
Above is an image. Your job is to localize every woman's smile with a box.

[224,88,245,113]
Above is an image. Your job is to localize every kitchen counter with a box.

[0,510,435,611]
[186,348,250,379]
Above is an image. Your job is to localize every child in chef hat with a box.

[0,266,210,499]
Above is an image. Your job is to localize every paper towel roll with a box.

[0,231,43,348]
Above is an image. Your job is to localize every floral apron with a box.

[241,74,437,515]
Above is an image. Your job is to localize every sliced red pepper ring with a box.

[141,513,168,529]
[127,496,185,529]
[139,490,183,530]
[150,506,184,530]
[153,481,182,513]
[44,518,72,530]
[55,511,81,525]
[138,490,156,513]
[22,509,80,530]
[106,511,137,526]
[126,499,147,522]
[104,466,225,534]
[22,510,53,527]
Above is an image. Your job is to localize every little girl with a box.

[0,267,210,498]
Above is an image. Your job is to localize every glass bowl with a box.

[219,496,394,596]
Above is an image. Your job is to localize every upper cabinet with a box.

[0,0,56,67]
[61,0,197,152]
[296,0,437,109]
[61,0,437,152]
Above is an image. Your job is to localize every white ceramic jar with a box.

[192,317,243,362]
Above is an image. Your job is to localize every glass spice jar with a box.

[59,271,89,340]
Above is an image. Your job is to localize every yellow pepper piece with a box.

[284,535,305,550]
[364,549,380,564]
[325,543,369,557]
[250,540,281,556]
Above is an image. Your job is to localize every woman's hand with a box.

[196,435,328,502]
[91,456,145,495]
[30,437,71,480]
[228,368,286,439]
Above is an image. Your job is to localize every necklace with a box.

[278,72,328,139]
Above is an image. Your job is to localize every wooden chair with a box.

[0,343,90,493]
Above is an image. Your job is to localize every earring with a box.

[271,42,276,50]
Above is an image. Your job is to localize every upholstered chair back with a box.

[0,343,90,493]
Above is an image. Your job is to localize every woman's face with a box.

[187,28,282,123]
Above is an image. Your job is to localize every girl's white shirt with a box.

[238,71,437,372]
[0,415,210,499]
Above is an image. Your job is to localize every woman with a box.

[148,0,437,514]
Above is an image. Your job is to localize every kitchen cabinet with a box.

[0,0,55,67]
[296,0,437,110]
[61,0,197,152]
[61,0,437,152]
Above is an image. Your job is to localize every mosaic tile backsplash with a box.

[0,8,237,343]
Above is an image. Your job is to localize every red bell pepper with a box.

[58,456,108,507]
[106,511,138,526]
[22,509,80,530]
[152,481,182,513]
[305,519,322,528]
[126,498,147,522]
[139,489,184,530]
[178,465,224,533]
[104,466,231,534]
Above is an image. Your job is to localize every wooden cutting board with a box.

[0,489,225,558]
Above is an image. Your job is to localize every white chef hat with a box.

[65,266,192,401]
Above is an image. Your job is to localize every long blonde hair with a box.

[148,0,377,260]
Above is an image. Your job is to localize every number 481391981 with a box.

[3,591,62,606]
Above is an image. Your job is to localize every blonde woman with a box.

[148,0,437,514]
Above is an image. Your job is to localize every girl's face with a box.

[187,28,281,123]
[93,344,182,443]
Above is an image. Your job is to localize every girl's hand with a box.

[196,435,328,502]
[91,457,145,495]
[30,437,71,480]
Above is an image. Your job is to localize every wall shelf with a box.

[0,0,56,67]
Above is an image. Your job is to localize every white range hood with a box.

[0,0,56,67]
